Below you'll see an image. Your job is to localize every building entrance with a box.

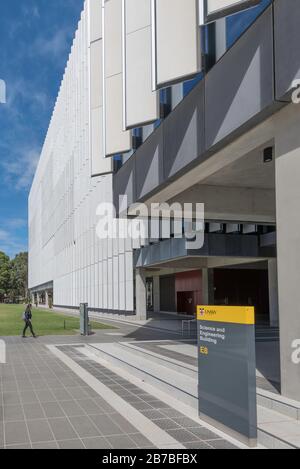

[214,268,269,324]
[177,291,195,316]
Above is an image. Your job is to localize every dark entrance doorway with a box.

[160,275,176,312]
[214,268,269,323]
[177,291,195,315]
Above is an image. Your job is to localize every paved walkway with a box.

[0,323,239,449]
[1,315,291,450]
[1,338,153,449]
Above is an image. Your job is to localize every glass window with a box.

[226,0,272,48]
[183,73,203,97]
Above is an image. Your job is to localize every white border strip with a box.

[121,0,127,131]
[107,341,198,372]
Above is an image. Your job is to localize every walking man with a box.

[22,304,37,338]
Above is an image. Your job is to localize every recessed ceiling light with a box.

[263,147,273,163]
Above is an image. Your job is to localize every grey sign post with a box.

[197,305,257,447]
[80,303,89,336]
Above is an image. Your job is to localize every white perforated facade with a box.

[28,1,134,313]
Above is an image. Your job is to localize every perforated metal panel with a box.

[123,0,159,129]
[88,0,113,176]
[103,0,132,156]
[152,0,201,89]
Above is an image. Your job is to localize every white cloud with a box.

[0,224,28,258]
[32,27,73,61]
[22,3,40,20]
[1,145,40,191]
[0,240,28,258]
[6,218,27,229]
[4,77,51,116]
[32,5,40,19]
[0,229,10,241]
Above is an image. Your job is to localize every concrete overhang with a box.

[114,0,300,215]
[134,233,276,269]
[29,281,53,293]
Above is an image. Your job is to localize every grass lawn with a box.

[0,304,116,337]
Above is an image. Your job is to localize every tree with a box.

[0,251,11,302]
[10,252,28,302]
[0,251,29,303]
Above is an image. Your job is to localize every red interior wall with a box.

[175,270,202,292]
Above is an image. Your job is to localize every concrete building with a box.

[29,0,300,401]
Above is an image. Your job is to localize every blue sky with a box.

[0,0,83,258]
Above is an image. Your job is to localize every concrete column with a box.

[45,291,49,308]
[135,268,147,320]
[202,268,214,305]
[275,105,300,400]
[153,276,160,313]
[268,259,279,328]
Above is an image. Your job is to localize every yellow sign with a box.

[197,306,255,325]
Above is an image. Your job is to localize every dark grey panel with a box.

[170,237,187,259]
[205,6,274,149]
[135,126,164,200]
[260,231,276,248]
[189,234,260,257]
[158,238,172,262]
[134,234,275,268]
[198,320,257,443]
[160,275,176,312]
[147,242,160,265]
[274,0,300,101]
[134,238,187,267]
[113,154,135,213]
[164,81,205,179]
